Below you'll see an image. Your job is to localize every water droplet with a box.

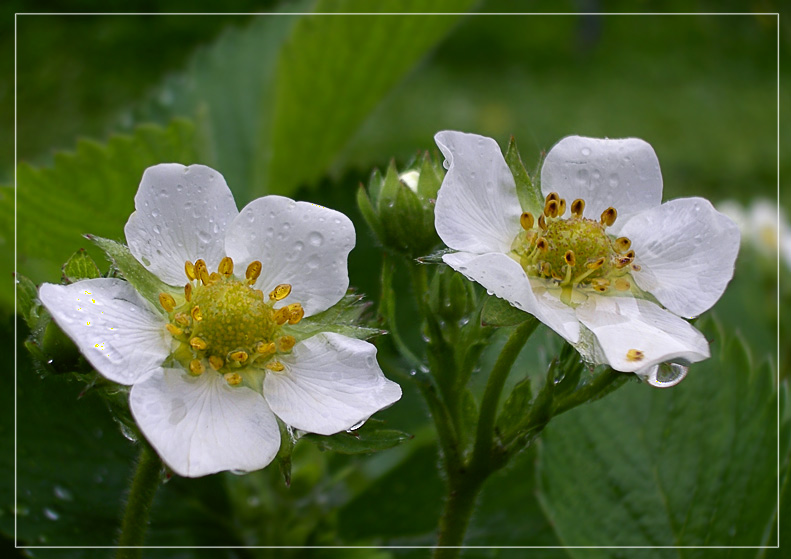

[306,255,321,269]
[153,225,161,235]
[576,169,589,185]
[650,362,688,387]
[151,209,160,218]
[348,419,366,431]
[293,241,304,252]
[53,486,73,501]
[308,232,324,246]
[43,508,59,521]
[197,231,212,244]
[246,212,255,223]
[581,147,591,156]
[608,174,620,187]
[266,227,274,238]
[116,420,138,442]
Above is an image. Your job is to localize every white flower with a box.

[39,164,401,477]
[719,198,791,271]
[434,131,740,387]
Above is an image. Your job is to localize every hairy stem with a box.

[116,441,162,558]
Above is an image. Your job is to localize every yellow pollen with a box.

[184,283,192,302]
[174,312,190,326]
[191,306,203,322]
[626,349,645,362]
[287,303,305,325]
[520,212,534,230]
[278,335,296,352]
[269,284,292,301]
[614,278,631,291]
[266,361,285,372]
[600,207,617,227]
[255,341,276,355]
[159,292,176,312]
[185,260,196,281]
[564,250,576,267]
[615,237,631,253]
[189,359,205,375]
[208,355,224,370]
[571,199,585,217]
[246,260,263,283]
[166,323,183,336]
[189,337,207,351]
[229,350,248,363]
[218,256,234,277]
[224,372,243,386]
[544,199,559,218]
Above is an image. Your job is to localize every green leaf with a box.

[89,235,173,307]
[15,274,40,329]
[537,325,782,551]
[302,420,412,455]
[356,184,385,242]
[505,135,543,214]
[3,119,203,310]
[264,0,475,195]
[61,248,101,283]
[288,291,383,341]
[481,294,531,327]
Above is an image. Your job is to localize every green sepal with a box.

[62,248,102,284]
[366,167,385,206]
[481,294,531,327]
[356,184,385,242]
[417,151,443,200]
[15,274,41,330]
[276,419,296,487]
[496,375,533,442]
[286,291,383,341]
[301,419,412,455]
[505,136,542,214]
[376,161,402,212]
[429,266,472,323]
[89,235,173,307]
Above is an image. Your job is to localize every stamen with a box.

[536,238,548,252]
[229,350,249,363]
[184,283,192,302]
[631,264,642,272]
[587,257,605,270]
[266,361,285,372]
[626,349,644,362]
[194,259,208,283]
[218,256,234,277]
[615,237,631,253]
[273,307,290,325]
[570,199,585,217]
[189,337,207,351]
[166,323,183,336]
[185,260,196,281]
[600,207,617,227]
[255,341,276,355]
[224,372,243,386]
[189,359,205,375]
[174,312,190,327]
[591,278,610,292]
[278,335,296,352]
[158,292,176,312]
[209,272,221,283]
[286,303,304,325]
[246,261,262,283]
[269,284,292,301]
[538,214,547,231]
[208,355,224,370]
[520,212,534,230]
[564,250,576,267]
[557,198,566,216]
[614,278,631,291]
[544,199,559,218]
[191,306,203,322]
[546,192,560,203]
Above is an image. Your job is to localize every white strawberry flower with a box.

[434,131,740,387]
[39,164,401,476]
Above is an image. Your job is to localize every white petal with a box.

[541,136,662,227]
[38,279,170,385]
[434,131,522,254]
[443,251,580,344]
[124,164,239,286]
[620,197,740,318]
[263,333,401,436]
[575,296,710,373]
[224,196,354,317]
[130,369,280,477]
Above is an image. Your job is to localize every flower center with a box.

[158,257,304,386]
[511,193,641,305]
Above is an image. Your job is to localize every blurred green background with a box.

[4,1,788,556]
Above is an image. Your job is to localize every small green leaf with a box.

[497,375,532,442]
[302,420,412,455]
[288,291,382,341]
[356,184,385,242]
[481,294,530,327]
[62,249,101,284]
[416,151,443,200]
[89,236,172,306]
[15,274,40,329]
[376,160,402,212]
[505,136,542,214]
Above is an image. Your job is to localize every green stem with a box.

[434,477,484,558]
[116,441,162,558]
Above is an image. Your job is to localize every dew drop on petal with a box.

[197,231,212,244]
[306,255,321,269]
[651,363,689,387]
[581,147,591,156]
[43,508,59,521]
[308,232,324,246]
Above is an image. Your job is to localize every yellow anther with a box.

[550,270,563,281]
[538,214,547,231]
[538,262,551,277]
[184,283,192,302]
[624,249,635,260]
[286,303,304,325]
[194,259,207,280]
[544,198,559,218]
[520,212,534,230]
[189,337,207,351]
[166,323,183,336]
[185,260,196,281]
[191,306,203,322]
[600,207,617,227]
[246,260,263,283]
[591,278,610,292]
[278,335,296,352]
[615,237,632,253]
[266,361,285,372]
[218,256,234,277]
[174,312,190,326]
[255,341,276,355]
[536,238,548,252]
[570,199,585,217]
[615,278,631,291]
[545,192,560,203]
[587,256,606,270]
[564,250,576,267]
[626,349,645,362]
[208,355,224,370]
[229,350,249,363]
[224,372,243,386]
[557,198,566,216]
[158,292,176,312]
[273,307,290,325]
[269,284,292,301]
[189,359,205,375]
[199,268,210,285]
[616,250,636,268]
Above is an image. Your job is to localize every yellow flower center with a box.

[511,193,642,305]
[158,257,303,386]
